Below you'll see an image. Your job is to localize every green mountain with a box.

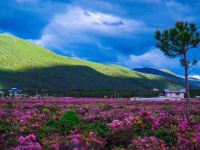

[0,34,185,96]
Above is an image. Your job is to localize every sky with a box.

[0,0,200,77]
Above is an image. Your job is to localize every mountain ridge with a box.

[0,34,188,95]
[133,68,180,79]
[133,67,200,87]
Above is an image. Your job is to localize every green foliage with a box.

[132,128,155,138]
[0,118,19,148]
[95,102,105,107]
[82,121,109,137]
[106,127,134,148]
[131,119,154,138]
[0,119,19,134]
[4,102,15,109]
[38,119,60,138]
[155,22,200,59]
[155,127,178,147]
[38,111,82,136]
[59,111,81,134]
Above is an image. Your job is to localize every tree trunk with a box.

[183,53,190,98]
[184,51,191,124]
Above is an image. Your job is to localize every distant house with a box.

[130,89,186,101]
[163,89,186,99]
[9,88,23,97]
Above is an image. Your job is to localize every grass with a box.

[0,34,184,96]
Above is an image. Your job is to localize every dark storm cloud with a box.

[0,0,199,75]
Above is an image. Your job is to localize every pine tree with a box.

[155,22,200,98]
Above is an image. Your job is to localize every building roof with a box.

[164,89,186,93]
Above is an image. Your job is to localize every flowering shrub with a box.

[15,134,42,150]
[106,127,133,148]
[42,130,106,150]
[62,131,106,150]
[82,120,109,137]
[155,127,178,146]
[128,136,166,150]
[0,98,200,149]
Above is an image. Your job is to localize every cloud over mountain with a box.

[0,0,199,75]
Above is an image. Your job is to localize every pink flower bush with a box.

[179,120,188,131]
[64,131,106,149]
[108,119,126,129]
[0,98,200,149]
[128,136,167,150]
[15,134,42,150]
[0,110,5,117]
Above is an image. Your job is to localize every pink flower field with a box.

[0,98,200,150]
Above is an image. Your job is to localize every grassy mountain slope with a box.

[0,34,184,93]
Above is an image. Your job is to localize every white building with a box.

[195,96,200,100]
[164,89,186,99]
[130,89,186,101]
[9,88,23,97]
